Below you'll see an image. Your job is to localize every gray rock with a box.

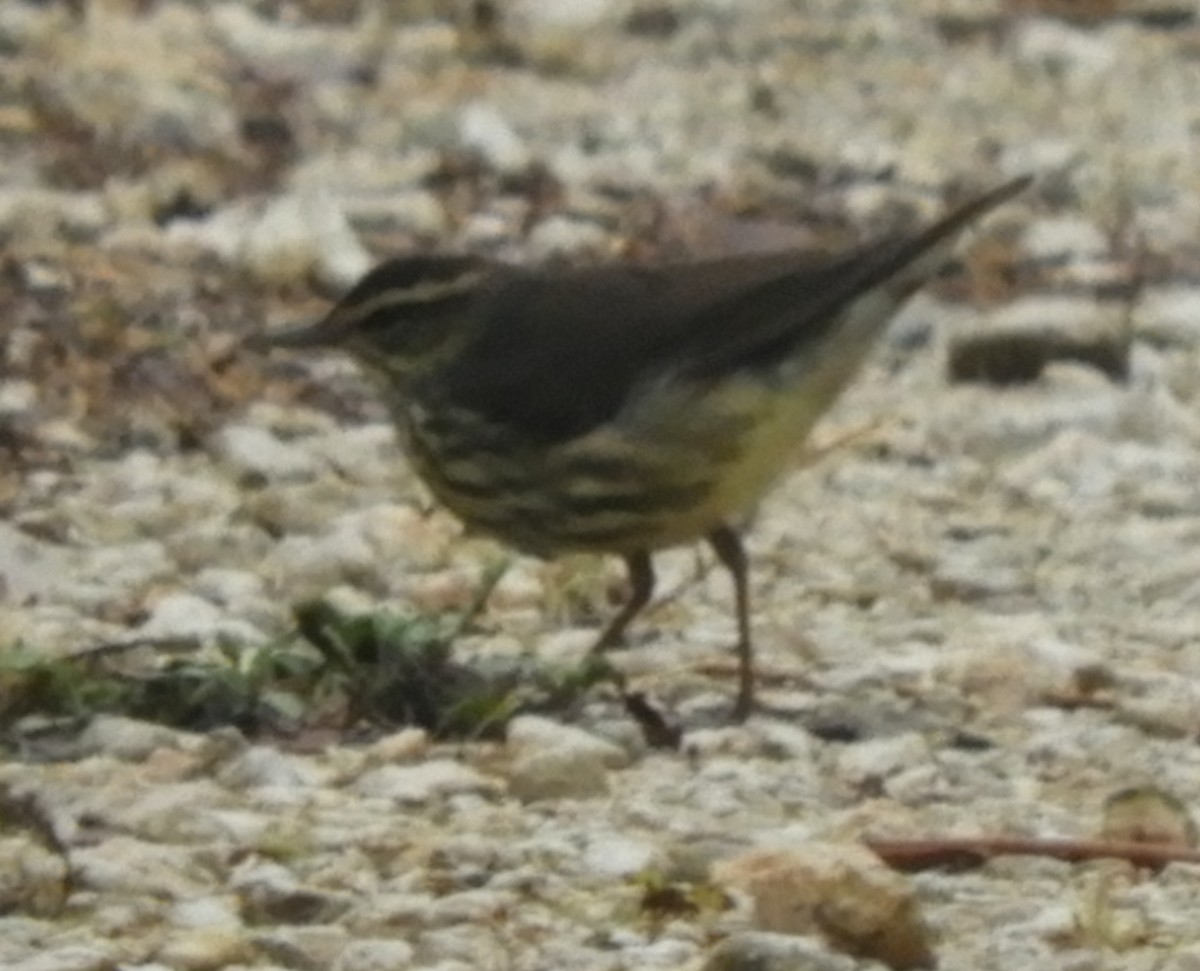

[253,925,352,970]
[239,191,371,290]
[71,836,213,899]
[153,928,253,971]
[505,748,611,802]
[167,895,243,930]
[1137,286,1200,346]
[334,939,417,971]
[353,760,496,803]
[526,215,610,259]
[216,745,327,790]
[0,523,77,603]
[510,0,630,30]
[507,715,632,768]
[136,592,266,644]
[1163,943,1200,971]
[1011,18,1120,80]
[233,861,355,925]
[214,425,323,483]
[458,103,532,174]
[581,833,664,877]
[78,716,183,761]
[7,947,120,971]
[702,933,867,971]
[0,836,69,917]
[1019,217,1109,262]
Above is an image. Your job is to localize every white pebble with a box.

[240,191,370,289]
[1020,216,1109,262]
[459,103,532,174]
[214,425,323,482]
[507,715,631,769]
[354,760,496,803]
[334,939,416,971]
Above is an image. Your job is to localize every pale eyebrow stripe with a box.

[332,270,488,329]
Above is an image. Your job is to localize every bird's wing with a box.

[437,176,1031,443]
[433,256,813,443]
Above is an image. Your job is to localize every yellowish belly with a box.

[402,359,857,557]
[618,376,830,549]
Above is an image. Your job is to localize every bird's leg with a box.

[708,525,754,721]
[590,551,655,652]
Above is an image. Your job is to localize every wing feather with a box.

[431,176,1031,444]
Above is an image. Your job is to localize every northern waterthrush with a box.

[252,175,1030,720]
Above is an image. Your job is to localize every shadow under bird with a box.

[251,174,1031,721]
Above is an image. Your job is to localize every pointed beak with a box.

[244,317,339,353]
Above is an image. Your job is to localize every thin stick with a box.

[866,835,1200,872]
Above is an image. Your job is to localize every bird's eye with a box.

[353,294,478,362]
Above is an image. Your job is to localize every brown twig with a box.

[866,835,1200,872]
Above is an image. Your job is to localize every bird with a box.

[251,174,1031,721]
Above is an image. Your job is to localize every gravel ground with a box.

[5,1,1200,969]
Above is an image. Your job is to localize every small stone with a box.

[930,535,1035,602]
[204,808,284,846]
[168,895,243,929]
[154,928,253,971]
[526,215,610,259]
[1101,786,1197,846]
[345,189,449,238]
[216,745,327,790]
[353,760,495,803]
[1116,696,1199,739]
[459,209,518,247]
[0,522,76,603]
[333,939,417,971]
[7,946,119,971]
[0,188,108,242]
[1011,17,1119,79]
[623,938,700,967]
[240,191,370,289]
[414,924,511,966]
[209,4,378,82]
[752,721,819,761]
[190,568,267,610]
[354,891,436,929]
[511,0,628,29]
[459,102,532,174]
[835,734,929,791]
[426,888,519,925]
[0,379,37,414]
[703,932,867,971]
[254,925,351,970]
[1138,286,1200,345]
[366,727,431,763]
[0,836,69,917]
[137,592,266,644]
[214,425,323,483]
[712,844,933,971]
[78,716,182,761]
[582,834,664,877]
[1019,216,1109,262]
[505,748,611,802]
[1162,942,1200,971]
[130,747,202,784]
[506,715,631,769]
[309,424,404,486]
[331,504,450,571]
[683,727,763,760]
[72,836,212,899]
[233,861,354,925]
[261,533,371,594]
[973,295,1126,351]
